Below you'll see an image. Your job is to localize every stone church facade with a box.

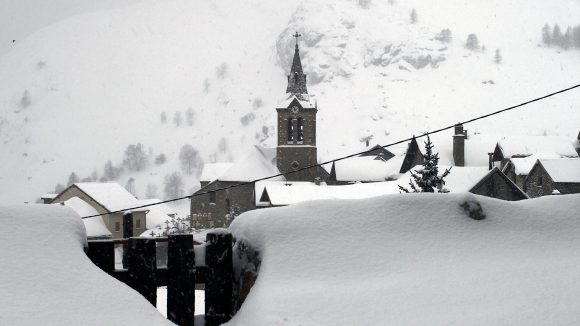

[190,36,328,229]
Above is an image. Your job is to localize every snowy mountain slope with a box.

[0,0,579,205]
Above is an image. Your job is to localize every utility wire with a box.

[81,83,580,219]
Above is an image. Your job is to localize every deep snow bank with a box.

[0,205,170,325]
[228,193,580,325]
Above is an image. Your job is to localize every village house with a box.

[51,182,171,239]
[523,158,580,198]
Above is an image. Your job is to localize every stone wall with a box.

[190,181,256,229]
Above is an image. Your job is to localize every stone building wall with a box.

[190,181,256,229]
[524,164,555,198]
[470,170,527,201]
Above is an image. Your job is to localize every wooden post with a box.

[122,213,134,269]
[127,237,157,306]
[205,231,233,326]
[86,240,114,276]
[167,234,195,326]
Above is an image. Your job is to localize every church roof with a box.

[286,33,308,96]
[277,94,316,109]
[218,146,284,182]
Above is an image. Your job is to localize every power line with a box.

[81,83,580,219]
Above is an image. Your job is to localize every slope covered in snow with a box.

[228,193,580,325]
[0,0,579,205]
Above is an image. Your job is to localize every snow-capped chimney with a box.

[453,124,467,167]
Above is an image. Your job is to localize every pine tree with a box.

[410,9,418,24]
[552,24,563,47]
[573,25,580,48]
[67,172,80,186]
[563,27,572,50]
[398,135,452,193]
[494,48,502,64]
[542,24,552,46]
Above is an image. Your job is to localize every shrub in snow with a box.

[358,0,371,9]
[435,29,452,43]
[173,111,182,127]
[399,135,452,193]
[240,113,256,126]
[123,143,148,171]
[19,90,31,109]
[215,62,228,80]
[465,33,480,51]
[185,107,195,126]
[460,199,486,220]
[154,153,167,165]
[162,216,192,235]
[494,49,502,64]
[252,98,263,109]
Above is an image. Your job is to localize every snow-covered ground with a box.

[0,0,579,205]
[229,193,580,325]
[0,204,170,325]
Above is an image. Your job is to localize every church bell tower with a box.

[276,32,319,182]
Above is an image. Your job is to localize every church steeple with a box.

[286,32,308,96]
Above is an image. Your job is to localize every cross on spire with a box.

[293,31,302,48]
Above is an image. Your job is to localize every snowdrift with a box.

[229,193,580,325]
[0,205,170,325]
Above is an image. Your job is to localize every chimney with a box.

[453,124,467,167]
[488,152,494,170]
[314,177,321,186]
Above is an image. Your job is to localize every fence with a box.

[85,231,234,326]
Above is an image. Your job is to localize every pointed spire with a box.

[286,32,308,96]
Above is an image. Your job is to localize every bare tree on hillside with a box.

[123,143,148,171]
[160,112,167,124]
[145,184,158,199]
[494,49,502,64]
[164,172,184,199]
[103,160,122,180]
[542,24,552,46]
[179,144,201,175]
[125,177,136,196]
[173,111,182,127]
[185,108,195,126]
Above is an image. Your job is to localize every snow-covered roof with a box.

[496,136,578,158]
[218,146,283,182]
[258,166,492,207]
[540,159,580,183]
[506,154,561,176]
[40,193,57,200]
[58,197,111,238]
[200,162,234,183]
[333,155,403,182]
[74,182,139,212]
[277,94,316,109]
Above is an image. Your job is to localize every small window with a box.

[114,222,121,232]
[538,175,543,186]
[297,118,304,142]
[209,191,216,204]
[287,118,294,142]
[226,198,231,210]
[135,219,141,229]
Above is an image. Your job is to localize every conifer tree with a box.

[494,49,502,64]
[542,24,552,46]
[398,135,452,193]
